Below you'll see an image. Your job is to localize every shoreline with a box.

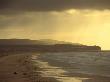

[0,53,59,82]
[0,52,110,82]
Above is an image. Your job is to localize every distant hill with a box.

[0,39,101,52]
[0,39,83,46]
[38,39,83,45]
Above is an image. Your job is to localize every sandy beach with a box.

[0,53,59,82]
[0,53,35,82]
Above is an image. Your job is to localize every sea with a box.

[31,51,110,82]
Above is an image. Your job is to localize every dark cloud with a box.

[0,0,110,14]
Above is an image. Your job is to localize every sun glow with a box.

[0,9,110,50]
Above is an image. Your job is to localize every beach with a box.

[0,52,110,82]
[0,53,35,82]
[0,53,59,82]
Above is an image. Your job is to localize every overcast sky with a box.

[0,0,110,12]
[0,0,110,49]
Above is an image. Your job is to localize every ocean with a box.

[32,52,110,82]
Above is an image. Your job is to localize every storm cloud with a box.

[0,0,110,13]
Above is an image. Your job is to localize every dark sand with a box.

[0,53,34,82]
[0,53,59,82]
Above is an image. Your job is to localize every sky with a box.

[0,0,110,50]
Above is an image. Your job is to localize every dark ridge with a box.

[0,39,101,52]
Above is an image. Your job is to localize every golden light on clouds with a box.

[0,9,110,50]
[49,9,110,50]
